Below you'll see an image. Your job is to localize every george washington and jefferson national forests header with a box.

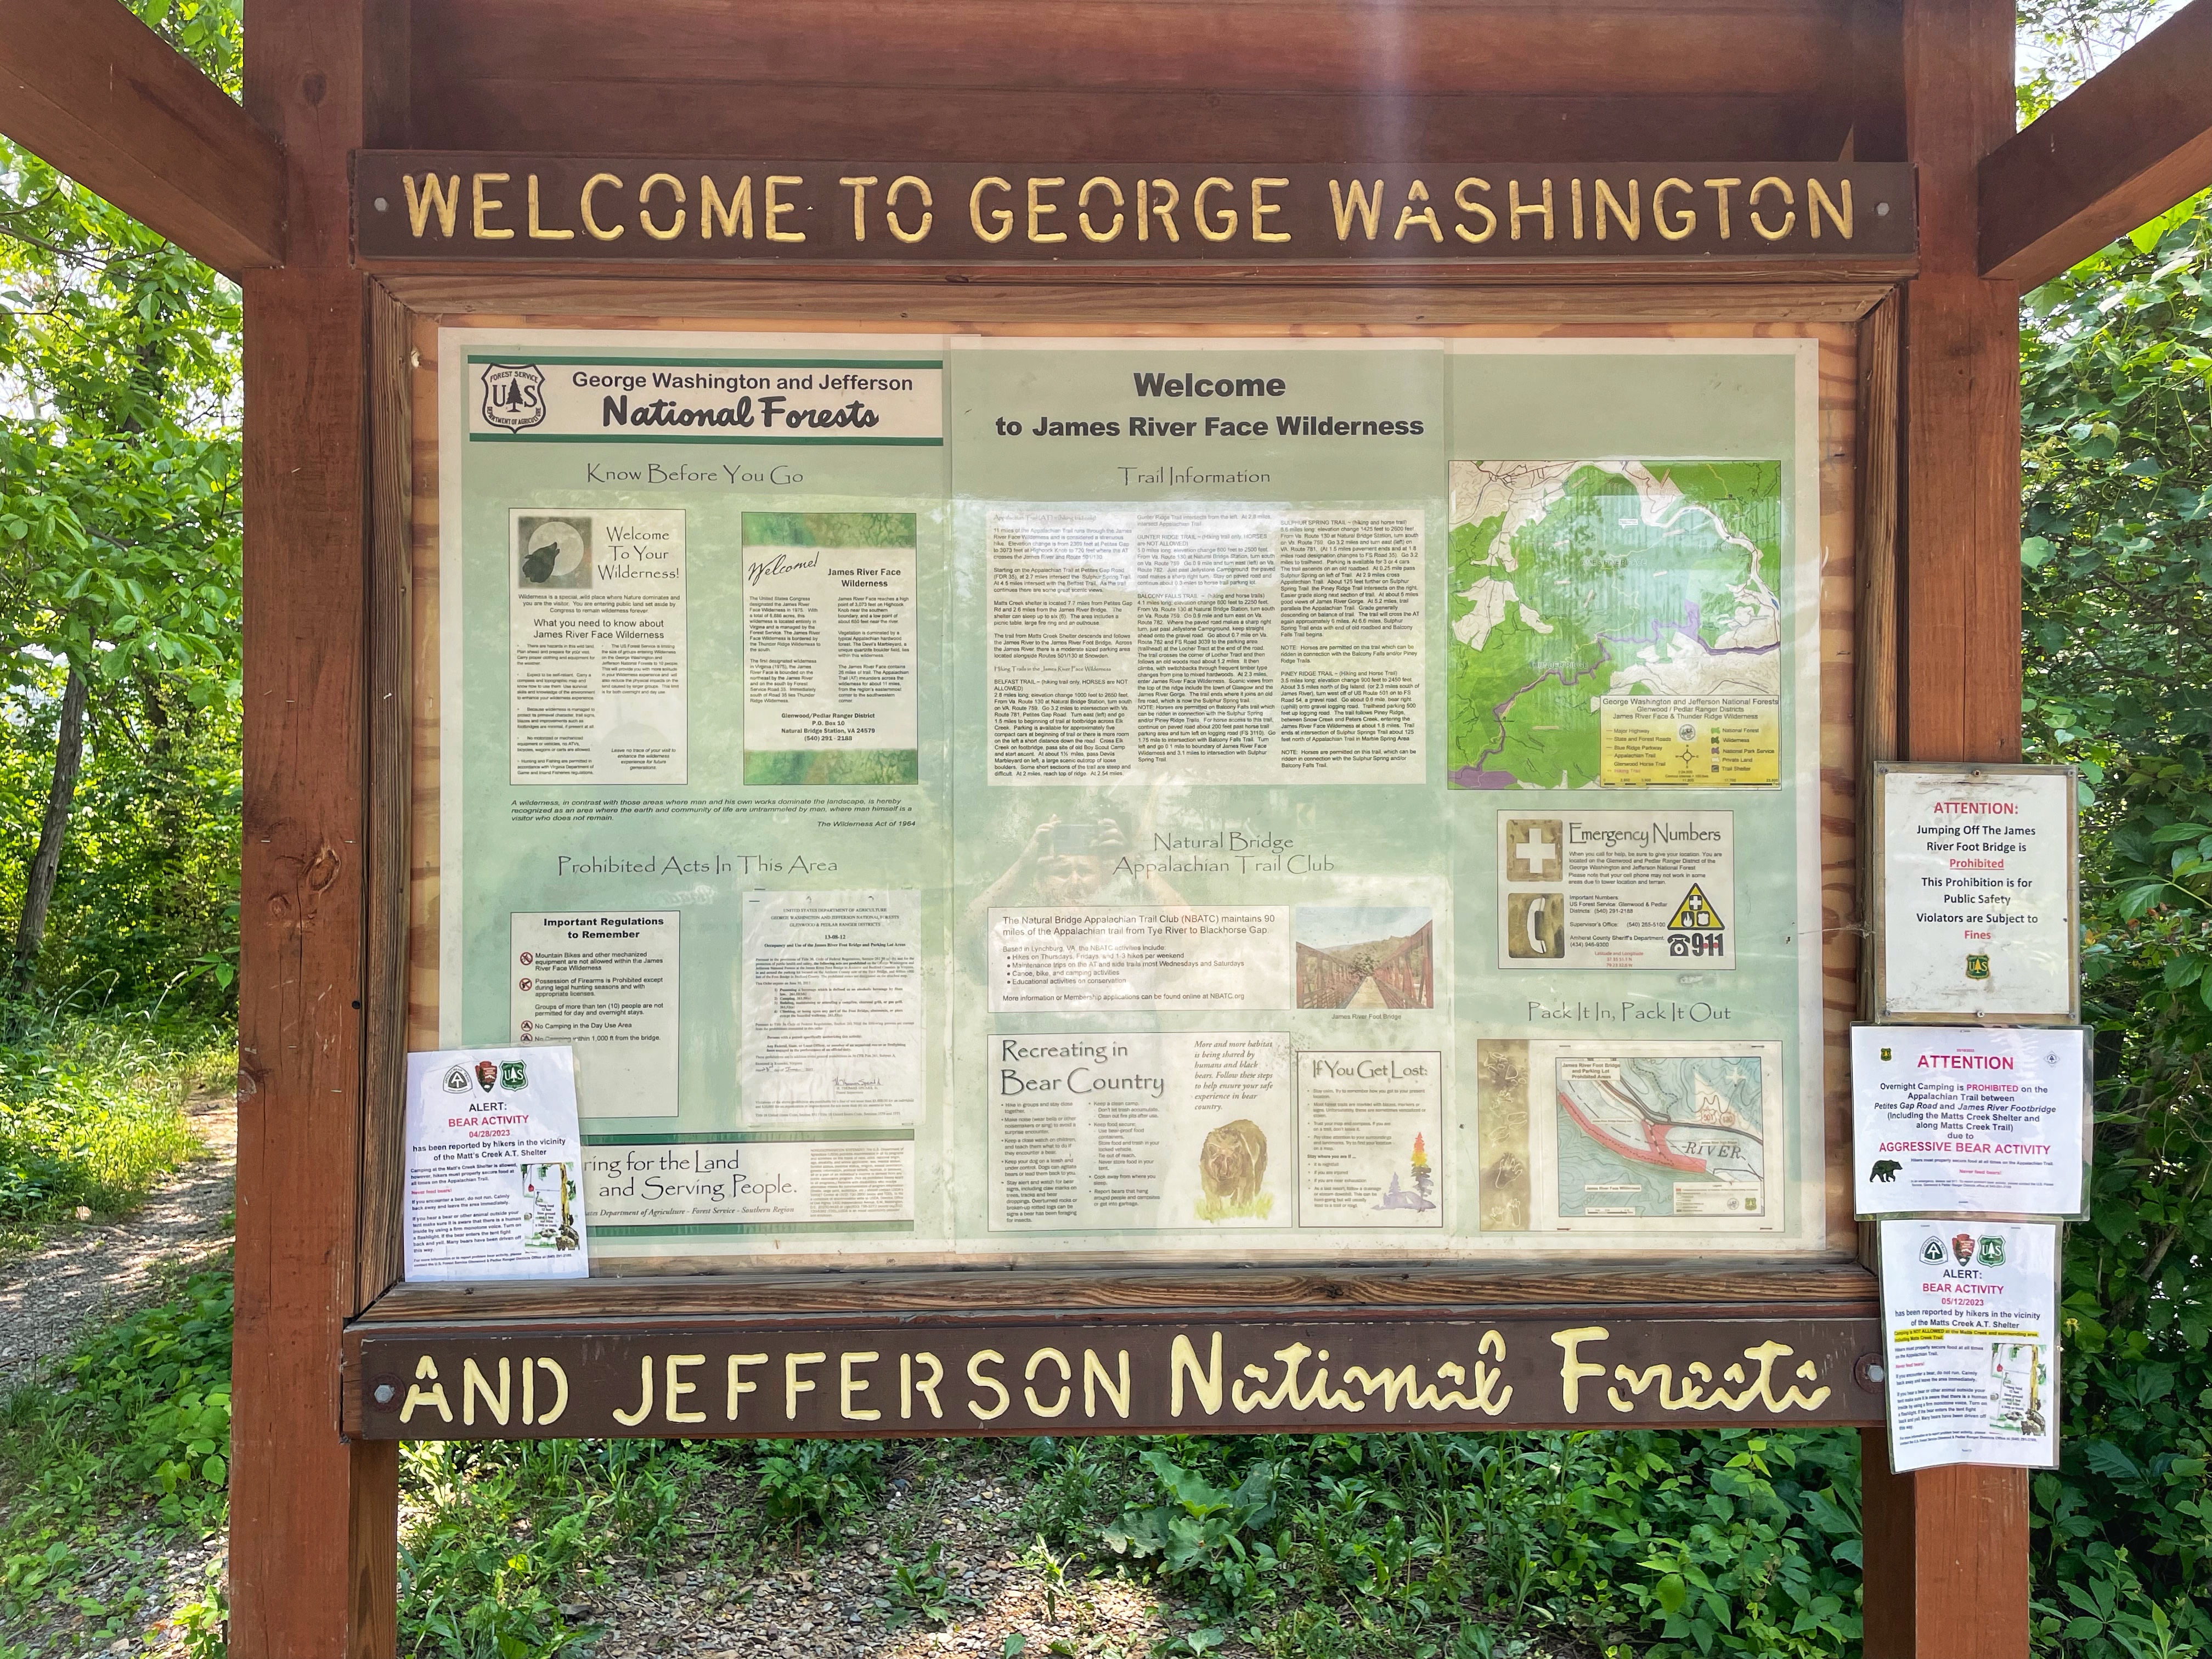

[356,158,1915,264]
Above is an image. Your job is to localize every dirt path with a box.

[0,1091,235,1393]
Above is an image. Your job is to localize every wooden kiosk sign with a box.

[10,0,2210,1652]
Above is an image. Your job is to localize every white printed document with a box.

[404,1046,588,1282]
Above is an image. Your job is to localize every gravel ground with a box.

[0,1091,235,1396]
[0,1093,235,1659]
[558,1465,1262,1659]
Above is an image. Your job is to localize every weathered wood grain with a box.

[379,276,1897,323]
[359,286,413,1314]
[1861,6,2031,1655]
[1980,0,2212,287]
[0,0,283,274]
[232,0,399,1653]
[357,1257,1880,1324]
[413,0,1862,100]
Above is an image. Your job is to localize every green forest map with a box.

[1446,460,1784,789]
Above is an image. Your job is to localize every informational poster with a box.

[436,329,1827,1267]
[1879,1218,2061,1472]
[1877,764,2078,1022]
[404,1047,588,1282]
[1852,1025,2089,1217]
[985,507,1425,787]
[1297,1051,1444,1228]
[509,911,678,1119]
[1483,1039,1786,1233]
[989,1031,1293,1231]
[1446,458,1784,792]
[1495,811,1734,970]
[509,509,687,785]
[739,889,923,1128]
[740,513,919,783]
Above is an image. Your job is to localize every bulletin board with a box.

[401,319,1863,1280]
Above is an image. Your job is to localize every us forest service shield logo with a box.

[1978,1235,2007,1267]
[475,1060,499,1093]
[481,364,546,432]
[500,1060,528,1091]
[1966,952,1992,981]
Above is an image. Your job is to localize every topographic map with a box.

[1447,459,1784,789]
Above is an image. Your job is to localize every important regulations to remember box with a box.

[432,328,1831,1267]
[1875,763,2078,1023]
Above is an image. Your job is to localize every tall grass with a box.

[0,1011,232,1237]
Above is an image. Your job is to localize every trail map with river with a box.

[1447,459,1784,789]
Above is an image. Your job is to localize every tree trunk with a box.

[10,668,89,992]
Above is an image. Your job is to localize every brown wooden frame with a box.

[37,0,2204,1644]
[337,289,1875,1446]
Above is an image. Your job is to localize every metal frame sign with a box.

[1872,763,2079,1024]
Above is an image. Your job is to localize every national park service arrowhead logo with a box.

[481,363,546,432]
[475,1060,499,1093]
[1965,952,1991,981]
[1951,1232,1977,1266]
[500,1060,528,1091]
[442,1064,470,1094]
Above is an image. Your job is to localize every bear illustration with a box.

[1869,1159,1903,1183]
[1199,1119,1268,1207]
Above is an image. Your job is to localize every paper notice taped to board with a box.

[404,1046,587,1282]
[1880,1217,2059,1472]
[1878,765,2076,1019]
[1853,1025,2089,1217]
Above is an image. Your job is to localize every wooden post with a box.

[1863,3,2032,1654]
[232,1,399,1653]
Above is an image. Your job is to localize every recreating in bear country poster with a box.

[429,329,1825,1271]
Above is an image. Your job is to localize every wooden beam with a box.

[1980,0,2212,287]
[231,0,402,1650]
[0,0,283,275]
[1867,4,2032,1651]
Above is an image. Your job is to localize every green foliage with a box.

[753,1436,886,1528]
[0,1011,223,1234]
[398,1438,712,1657]
[0,664,242,1015]
[0,1267,233,1643]
[0,0,245,1012]
[1020,1427,1861,1658]
[888,1537,963,1628]
[2021,194,2212,1654]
